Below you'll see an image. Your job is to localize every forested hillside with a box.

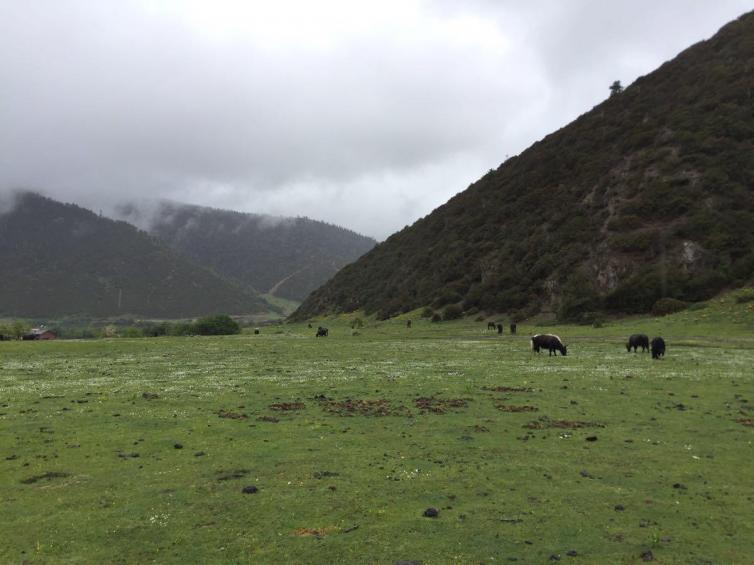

[293,10,754,321]
[0,193,273,318]
[117,201,376,302]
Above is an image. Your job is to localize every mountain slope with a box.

[116,201,376,302]
[293,11,754,321]
[0,193,273,318]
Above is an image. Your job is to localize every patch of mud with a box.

[736,418,754,427]
[318,398,410,417]
[496,404,538,413]
[524,417,604,430]
[20,471,70,484]
[257,415,279,423]
[218,409,247,420]
[414,396,469,414]
[269,402,305,411]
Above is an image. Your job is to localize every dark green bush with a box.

[432,291,463,309]
[192,314,241,336]
[443,304,463,321]
[735,290,754,303]
[651,297,688,316]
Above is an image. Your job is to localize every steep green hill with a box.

[116,201,376,302]
[293,10,754,322]
[0,193,274,318]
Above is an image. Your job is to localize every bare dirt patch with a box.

[20,471,70,484]
[293,526,339,538]
[318,398,409,417]
[483,386,535,393]
[736,418,754,427]
[218,409,247,420]
[524,417,604,429]
[256,415,279,423]
[216,469,250,481]
[269,402,305,411]
[495,404,539,413]
[414,396,469,414]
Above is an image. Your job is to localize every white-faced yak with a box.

[651,337,666,359]
[531,334,567,356]
[627,334,650,353]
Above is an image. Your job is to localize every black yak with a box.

[487,322,496,331]
[316,326,329,337]
[651,337,665,359]
[406,320,412,328]
[626,334,649,353]
[510,323,517,335]
[531,334,567,356]
[497,324,503,334]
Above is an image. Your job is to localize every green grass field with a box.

[2,292,754,563]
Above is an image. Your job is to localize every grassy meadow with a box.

[1,292,754,563]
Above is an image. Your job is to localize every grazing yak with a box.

[510,323,517,335]
[497,324,503,334]
[531,334,567,356]
[626,334,649,353]
[487,322,497,331]
[406,319,412,328]
[316,326,329,337]
[651,337,666,359]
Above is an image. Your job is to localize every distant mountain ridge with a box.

[0,192,273,318]
[292,10,754,321]
[116,200,376,302]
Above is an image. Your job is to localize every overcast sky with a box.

[1,1,750,239]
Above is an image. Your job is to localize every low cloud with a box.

[0,1,750,239]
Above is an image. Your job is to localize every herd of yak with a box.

[530,332,666,359]
[312,322,667,360]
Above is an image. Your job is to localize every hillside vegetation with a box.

[117,201,376,302]
[293,10,754,322]
[0,193,273,318]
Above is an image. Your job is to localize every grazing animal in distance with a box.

[531,334,567,356]
[406,319,412,328]
[497,324,503,334]
[510,323,517,335]
[316,326,329,337]
[487,322,496,331]
[626,334,649,353]
[651,337,666,359]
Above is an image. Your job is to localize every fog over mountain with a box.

[1,1,750,239]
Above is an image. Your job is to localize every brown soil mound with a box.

[524,417,604,429]
[414,396,469,414]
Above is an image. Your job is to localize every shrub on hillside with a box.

[443,304,463,321]
[432,290,462,309]
[420,307,434,318]
[120,327,143,338]
[735,290,754,303]
[193,314,241,336]
[430,313,442,323]
[651,297,688,316]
